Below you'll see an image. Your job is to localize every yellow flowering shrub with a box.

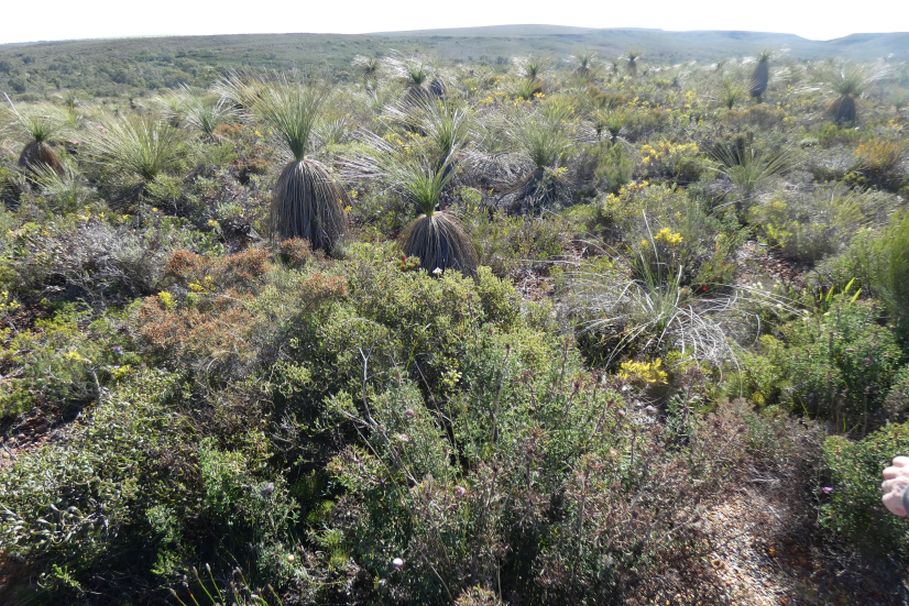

[654,227,683,246]
[639,140,703,183]
[617,358,669,384]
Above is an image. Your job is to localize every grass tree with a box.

[626,51,640,77]
[519,55,548,82]
[719,78,745,109]
[387,57,435,106]
[575,51,597,79]
[348,127,476,274]
[3,94,66,176]
[829,67,866,125]
[513,55,547,100]
[749,51,771,101]
[352,55,381,89]
[388,97,471,172]
[255,81,346,254]
[398,156,477,275]
[500,102,575,212]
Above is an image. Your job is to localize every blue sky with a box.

[0,0,906,44]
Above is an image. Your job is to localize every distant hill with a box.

[1,25,906,97]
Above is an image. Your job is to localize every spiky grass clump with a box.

[709,137,797,213]
[352,55,381,87]
[498,105,575,212]
[384,56,433,105]
[518,111,572,171]
[255,83,322,162]
[185,96,238,139]
[214,71,267,110]
[565,236,791,368]
[255,82,346,253]
[516,55,548,82]
[89,115,185,182]
[720,79,744,109]
[749,51,770,100]
[386,97,471,171]
[510,56,548,100]
[31,162,94,212]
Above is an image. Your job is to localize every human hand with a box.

[882,456,909,517]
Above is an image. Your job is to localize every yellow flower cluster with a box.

[479,90,509,106]
[64,350,91,364]
[382,132,406,147]
[654,227,683,246]
[158,290,176,311]
[617,358,668,384]
[604,180,651,206]
[0,290,20,315]
[640,141,698,166]
[110,364,133,380]
[547,166,569,180]
[187,275,216,293]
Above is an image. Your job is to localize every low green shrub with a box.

[460,198,567,278]
[4,207,221,306]
[821,421,909,558]
[0,369,301,603]
[748,185,900,266]
[757,296,903,434]
[0,305,139,420]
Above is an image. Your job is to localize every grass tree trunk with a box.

[401,210,477,276]
[271,158,346,255]
[830,94,856,125]
[18,140,64,176]
[750,58,769,101]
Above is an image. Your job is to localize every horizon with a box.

[2,0,908,46]
[3,25,906,48]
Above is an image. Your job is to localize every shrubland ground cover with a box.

[0,49,908,604]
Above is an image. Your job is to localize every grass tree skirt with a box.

[830,94,857,125]
[400,210,477,276]
[18,140,64,176]
[271,158,346,254]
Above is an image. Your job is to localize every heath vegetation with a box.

[0,37,908,606]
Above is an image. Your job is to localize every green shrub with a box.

[768,296,903,433]
[748,185,900,266]
[883,212,909,343]
[884,365,909,423]
[594,181,741,287]
[821,422,909,558]
[460,199,567,278]
[0,370,190,600]
[0,305,139,420]
[574,140,634,195]
[5,209,220,306]
[0,369,300,602]
[638,140,707,184]
[853,139,906,191]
